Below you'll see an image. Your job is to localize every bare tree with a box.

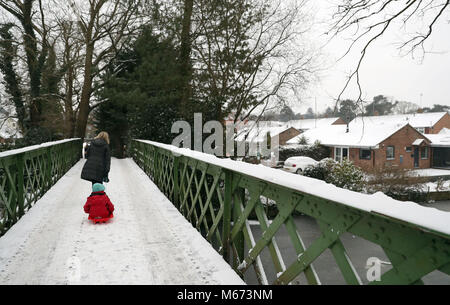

[54,19,84,137]
[66,0,145,138]
[148,0,319,124]
[191,0,319,123]
[0,0,50,127]
[328,0,450,109]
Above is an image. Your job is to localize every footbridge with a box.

[0,139,449,284]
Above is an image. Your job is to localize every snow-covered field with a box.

[0,158,244,285]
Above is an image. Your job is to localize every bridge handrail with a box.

[131,139,450,285]
[0,138,82,236]
[135,139,450,236]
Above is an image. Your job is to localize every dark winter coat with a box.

[81,138,111,183]
[84,191,114,219]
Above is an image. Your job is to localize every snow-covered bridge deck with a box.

[0,158,244,285]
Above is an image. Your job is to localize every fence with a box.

[131,139,450,285]
[0,139,82,236]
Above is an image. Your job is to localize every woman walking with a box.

[81,131,111,185]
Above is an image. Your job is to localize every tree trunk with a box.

[179,0,194,119]
[76,44,94,138]
[64,65,75,137]
[22,0,43,127]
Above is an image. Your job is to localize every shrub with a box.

[303,158,334,180]
[326,159,365,192]
[366,167,428,202]
[303,158,365,192]
[297,135,309,145]
[279,141,330,161]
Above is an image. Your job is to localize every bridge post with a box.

[173,156,180,207]
[232,187,245,272]
[46,147,52,192]
[16,153,25,218]
[222,169,233,263]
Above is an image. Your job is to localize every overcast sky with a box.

[294,1,450,114]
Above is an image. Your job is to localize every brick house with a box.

[425,112,450,134]
[277,127,301,145]
[286,117,435,171]
[345,125,432,171]
[426,129,450,168]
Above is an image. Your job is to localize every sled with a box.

[88,213,114,224]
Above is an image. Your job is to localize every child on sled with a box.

[84,183,114,223]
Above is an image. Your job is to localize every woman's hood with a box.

[92,138,107,146]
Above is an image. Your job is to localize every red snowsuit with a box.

[83,191,114,219]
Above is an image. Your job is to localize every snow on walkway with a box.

[0,158,244,285]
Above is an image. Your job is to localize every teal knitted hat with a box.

[92,183,105,192]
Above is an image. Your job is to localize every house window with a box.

[343,147,348,160]
[359,149,371,160]
[334,147,349,163]
[386,146,395,160]
[416,127,425,134]
[335,147,341,162]
[405,146,412,153]
[421,146,429,159]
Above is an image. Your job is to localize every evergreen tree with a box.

[365,95,395,116]
[322,106,334,118]
[304,107,315,119]
[422,104,450,113]
[279,105,296,122]
[338,99,358,122]
[0,24,25,131]
[40,44,65,139]
[95,28,183,157]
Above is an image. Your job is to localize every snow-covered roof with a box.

[439,128,450,134]
[355,112,448,129]
[425,133,450,147]
[243,120,286,128]
[285,117,342,130]
[235,118,342,143]
[287,116,412,148]
[235,125,289,143]
[412,139,425,146]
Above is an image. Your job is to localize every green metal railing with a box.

[131,139,450,285]
[0,139,82,236]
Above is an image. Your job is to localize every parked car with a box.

[283,156,318,174]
